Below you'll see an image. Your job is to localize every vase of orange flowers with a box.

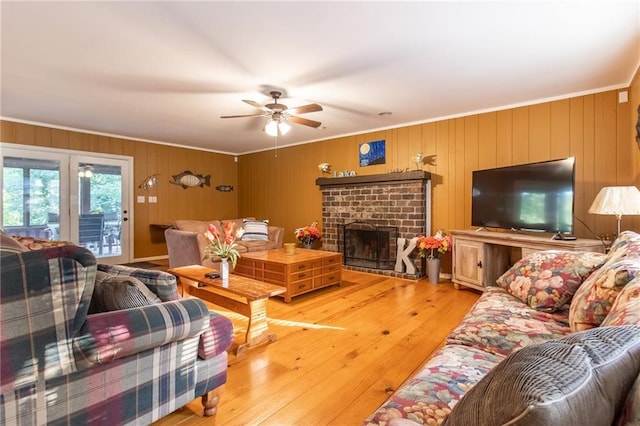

[294,221,321,249]
[415,230,453,283]
[203,222,244,281]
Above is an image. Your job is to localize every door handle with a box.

[477,261,483,268]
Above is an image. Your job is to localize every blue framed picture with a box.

[359,140,386,167]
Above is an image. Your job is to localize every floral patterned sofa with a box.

[365,231,640,425]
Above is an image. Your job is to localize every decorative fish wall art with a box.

[170,170,211,189]
[216,185,234,192]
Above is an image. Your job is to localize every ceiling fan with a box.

[221,91,323,136]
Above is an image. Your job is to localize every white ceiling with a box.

[1,1,639,155]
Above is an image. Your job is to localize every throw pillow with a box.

[605,230,640,263]
[601,276,640,327]
[569,258,640,331]
[97,264,179,301]
[442,325,640,426]
[173,220,219,234]
[242,219,269,241]
[496,250,605,312]
[89,271,162,314]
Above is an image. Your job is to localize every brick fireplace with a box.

[316,171,432,279]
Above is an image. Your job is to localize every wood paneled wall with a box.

[0,120,238,259]
[2,83,639,261]
[239,88,640,246]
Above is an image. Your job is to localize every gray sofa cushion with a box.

[89,271,161,313]
[618,372,640,425]
[442,325,640,426]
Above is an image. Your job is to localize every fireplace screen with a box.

[342,222,397,270]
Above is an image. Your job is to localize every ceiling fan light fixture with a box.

[278,121,291,135]
[265,118,292,137]
[265,120,279,137]
[226,90,323,137]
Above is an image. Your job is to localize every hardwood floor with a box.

[153,268,480,426]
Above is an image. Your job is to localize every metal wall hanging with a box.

[170,170,211,189]
[139,174,159,190]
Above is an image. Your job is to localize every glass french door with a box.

[70,155,130,264]
[1,144,131,264]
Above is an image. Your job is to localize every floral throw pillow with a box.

[600,275,640,327]
[569,258,640,332]
[496,250,605,313]
[604,230,640,262]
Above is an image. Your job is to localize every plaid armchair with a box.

[0,238,234,425]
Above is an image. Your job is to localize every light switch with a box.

[149,196,157,203]
[619,91,628,103]
[137,196,145,203]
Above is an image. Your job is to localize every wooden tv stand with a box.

[451,229,606,292]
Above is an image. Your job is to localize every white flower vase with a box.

[426,257,441,284]
[220,258,230,286]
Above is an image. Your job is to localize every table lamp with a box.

[588,186,640,237]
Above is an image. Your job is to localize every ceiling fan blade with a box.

[243,99,271,112]
[220,113,266,119]
[287,103,323,115]
[289,115,322,128]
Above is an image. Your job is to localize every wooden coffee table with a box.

[234,248,342,302]
[168,265,285,355]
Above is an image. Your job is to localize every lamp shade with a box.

[588,186,640,216]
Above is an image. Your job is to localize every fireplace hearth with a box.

[343,222,397,270]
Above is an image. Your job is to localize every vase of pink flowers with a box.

[203,222,244,282]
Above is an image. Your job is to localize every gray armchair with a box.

[165,228,212,268]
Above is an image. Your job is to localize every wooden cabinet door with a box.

[520,247,539,259]
[453,238,485,290]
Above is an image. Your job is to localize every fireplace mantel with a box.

[316,170,431,187]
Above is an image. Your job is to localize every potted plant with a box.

[415,230,453,283]
[294,221,321,249]
[203,222,244,282]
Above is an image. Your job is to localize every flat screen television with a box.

[471,157,575,234]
